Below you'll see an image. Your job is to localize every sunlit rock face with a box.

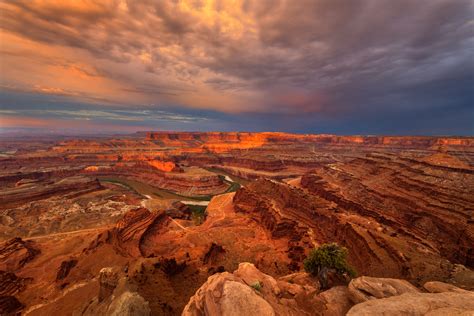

[147,160,180,172]
[146,132,474,150]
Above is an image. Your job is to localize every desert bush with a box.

[304,243,356,281]
[189,205,207,225]
[250,281,262,292]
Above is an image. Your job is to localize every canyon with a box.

[0,132,473,315]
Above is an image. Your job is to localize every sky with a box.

[0,0,473,135]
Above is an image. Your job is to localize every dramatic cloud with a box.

[0,0,472,134]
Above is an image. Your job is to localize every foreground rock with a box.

[348,276,420,303]
[106,291,150,316]
[423,281,470,293]
[183,264,474,316]
[83,266,151,316]
[182,262,352,316]
[347,291,474,315]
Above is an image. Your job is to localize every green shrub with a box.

[189,205,207,225]
[250,281,262,292]
[304,243,357,278]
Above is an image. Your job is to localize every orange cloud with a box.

[0,115,54,128]
[0,115,157,132]
[0,0,472,129]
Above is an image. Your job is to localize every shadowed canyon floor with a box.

[0,132,473,315]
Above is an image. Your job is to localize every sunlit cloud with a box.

[0,0,472,134]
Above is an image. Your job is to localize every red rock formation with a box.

[109,208,170,257]
[202,243,226,265]
[0,270,31,296]
[0,262,32,315]
[2,132,474,315]
[232,170,473,284]
[146,132,474,150]
[0,238,40,271]
[299,155,474,269]
[0,176,103,209]
[85,163,228,196]
[56,259,78,281]
[0,296,24,315]
[147,159,181,172]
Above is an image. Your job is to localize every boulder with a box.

[98,267,121,302]
[423,281,469,293]
[348,276,420,303]
[278,272,320,289]
[347,291,474,316]
[219,281,275,316]
[83,266,150,316]
[318,286,353,316]
[182,262,352,316]
[182,270,275,316]
[107,291,151,316]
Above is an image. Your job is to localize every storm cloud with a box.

[0,0,473,134]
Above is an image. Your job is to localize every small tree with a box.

[304,243,356,289]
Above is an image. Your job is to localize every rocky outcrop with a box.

[346,291,474,316]
[165,201,192,220]
[348,276,420,303]
[202,243,225,265]
[109,208,170,257]
[0,176,103,209]
[184,265,474,316]
[0,271,30,316]
[423,281,470,293]
[146,132,474,150]
[0,296,24,315]
[147,159,181,172]
[86,163,229,196]
[299,154,474,277]
[233,180,316,271]
[182,262,351,316]
[231,169,473,285]
[83,266,151,316]
[185,276,275,316]
[56,259,78,281]
[317,286,353,316]
[157,258,187,277]
[0,270,31,296]
[107,291,151,316]
[0,237,40,271]
[98,267,121,302]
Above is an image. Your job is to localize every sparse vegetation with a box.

[304,242,356,289]
[189,204,207,225]
[250,281,262,292]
